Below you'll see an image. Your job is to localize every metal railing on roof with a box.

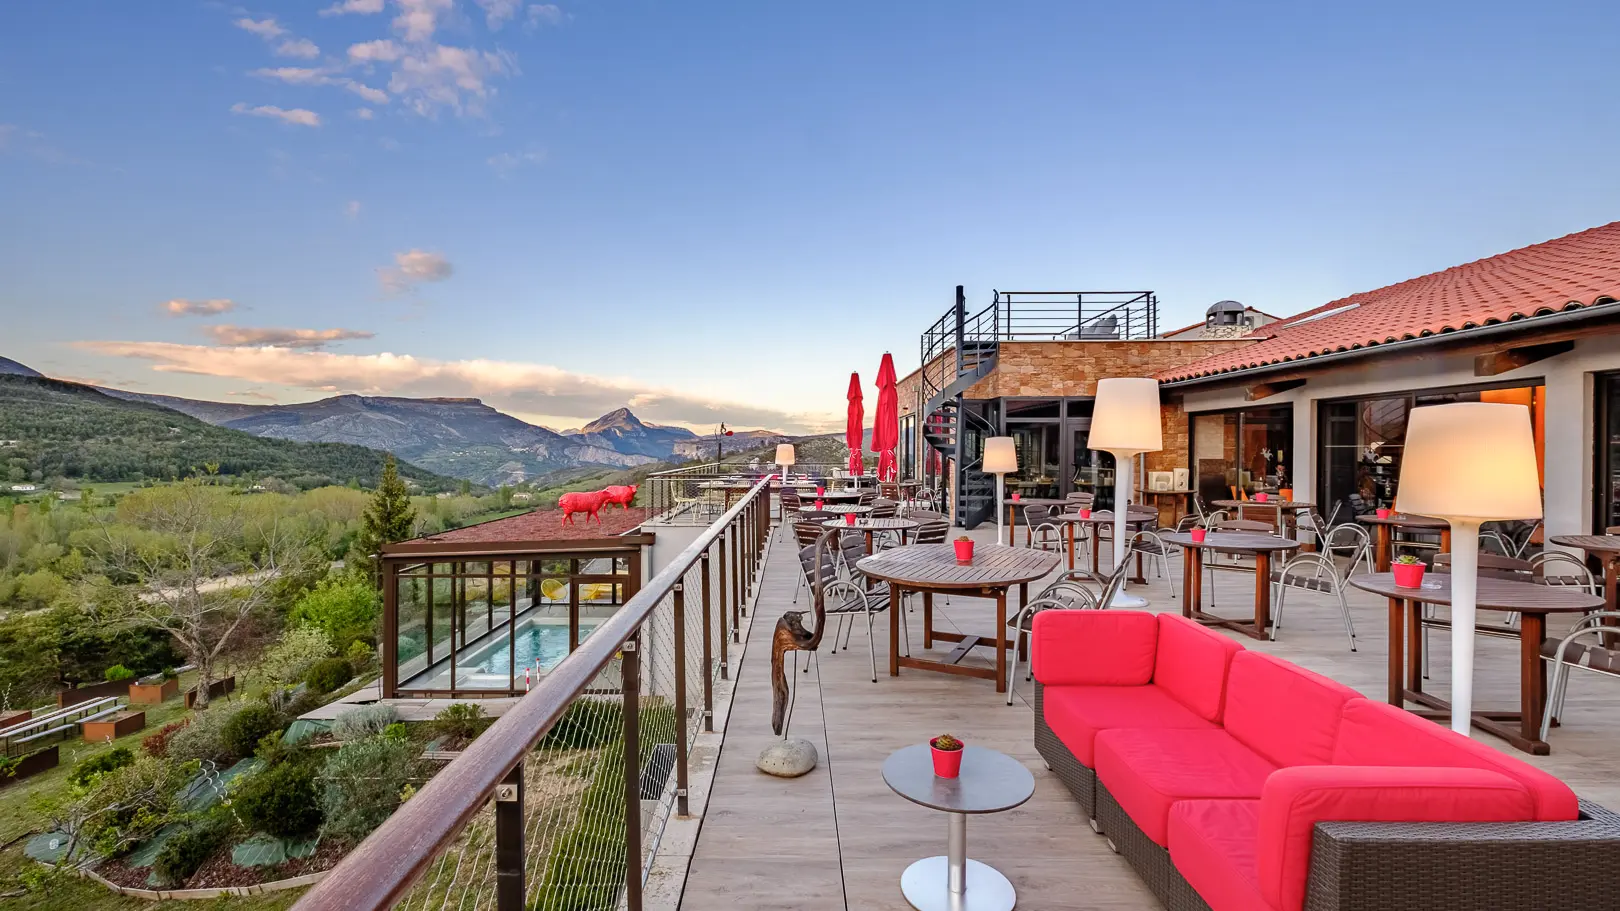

[292,477,775,911]
[643,461,853,524]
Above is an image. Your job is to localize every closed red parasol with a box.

[873,352,899,481]
[846,372,865,476]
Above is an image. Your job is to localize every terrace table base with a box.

[1176,543,1276,640]
[891,585,1025,689]
[900,848,1015,911]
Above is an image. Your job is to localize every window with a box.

[1189,407,1293,506]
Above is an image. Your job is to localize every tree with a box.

[88,481,316,706]
[352,455,415,582]
[289,575,380,649]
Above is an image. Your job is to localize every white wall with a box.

[1179,335,1620,544]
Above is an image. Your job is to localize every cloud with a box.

[387,44,515,117]
[321,0,385,15]
[354,107,376,119]
[251,66,328,85]
[487,146,545,176]
[344,80,390,104]
[234,17,286,38]
[231,103,322,127]
[348,39,404,62]
[199,325,375,350]
[378,249,453,292]
[276,38,321,59]
[393,0,455,42]
[75,341,832,432]
[345,200,363,218]
[163,299,237,317]
[526,4,564,28]
[475,0,522,29]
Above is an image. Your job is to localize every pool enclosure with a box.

[380,532,651,698]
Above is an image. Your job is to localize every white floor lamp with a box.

[983,437,1017,546]
[1395,403,1542,735]
[1089,378,1163,608]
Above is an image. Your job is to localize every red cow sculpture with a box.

[603,484,638,510]
[559,489,610,525]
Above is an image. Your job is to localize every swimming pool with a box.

[463,619,599,677]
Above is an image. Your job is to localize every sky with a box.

[3,1,1620,434]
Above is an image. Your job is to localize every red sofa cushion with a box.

[1032,609,1157,687]
[1224,651,1359,768]
[1168,799,1268,911]
[1333,698,1578,822]
[1153,613,1243,722]
[1043,684,1217,766]
[1258,765,1535,911]
[1094,728,1277,845]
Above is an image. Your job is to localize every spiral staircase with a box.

[920,287,1000,528]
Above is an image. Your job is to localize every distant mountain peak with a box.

[0,356,44,378]
[582,407,646,434]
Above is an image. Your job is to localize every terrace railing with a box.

[644,460,851,523]
[293,477,775,911]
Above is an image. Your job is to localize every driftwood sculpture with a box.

[771,530,833,735]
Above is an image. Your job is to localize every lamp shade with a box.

[1089,378,1164,455]
[1396,403,1542,522]
[983,437,1018,474]
[775,443,796,466]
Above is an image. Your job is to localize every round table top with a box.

[1003,497,1070,507]
[1161,531,1302,553]
[820,516,921,531]
[1347,572,1602,613]
[882,744,1035,815]
[796,489,863,500]
[1549,534,1620,555]
[857,543,1060,590]
[1212,498,1314,510]
[1356,512,1449,529]
[1137,487,1195,496]
[1051,508,1158,526]
[800,504,872,516]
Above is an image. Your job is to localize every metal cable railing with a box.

[293,477,774,911]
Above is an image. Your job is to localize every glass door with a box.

[1069,422,1116,509]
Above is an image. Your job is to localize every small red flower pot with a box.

[1011,492,1021,502]
[1376,507,1391,519]
[816,487,825,496]
[1079,509,1091,519]
[953,540,975,564]
[931,744,964,778]
[814,500,825,510]
[1392,563,1426,588]
[1191,528,1207,544]
[844,513,857,526]
[1255,492,1269,503]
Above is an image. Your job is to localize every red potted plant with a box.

[814,499,825,510]
[1255,492,1269,503]
[1392,554,1425,588]
[1376,506,1392,519]
[953,535,975,564]
[1190,523,1208,544]
[930,733,964,778]
[1011,492,1021,502]
[844,513,857,526]
[1079,507,1091,519]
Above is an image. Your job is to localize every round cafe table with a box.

[883,744,1034,911]
[797,488,863,503]
[1161,531,1301,640]
[1356,512,1450,571]
[821,516,921,554]
[1347,572,1601,755]
[857,544,1059,693]
[1549,534,1620,613]
[1051,507,1158,575]
[1212,498,1314,537]
[1001,497,1070,544]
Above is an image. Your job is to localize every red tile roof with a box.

[415,507,652,544]
[1158,222,1620,383]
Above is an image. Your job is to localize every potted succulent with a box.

[1011,491,1021,502]
[1376,506,1392,519]
[1190,522,1208,544]
[1392,554,1426,588]
[930,733,965,778]
[953,535,975,564]
[1079,506,1092,519]
[1254,491,1269,503]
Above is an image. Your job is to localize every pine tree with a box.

[353,455,416,581]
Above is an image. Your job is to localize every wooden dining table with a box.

[1347,572,1602,754]
[1051,507,1158,576]
[821,516,921,554]
[1136,487,1195,525]
[1002,497,1071,544]
[1356,512,1450,571]
[796,488,864,503]
[1162,531,1301,640]
[1212,498,1314,537]
[1548,534,1620,612]
[857,544,1059,693]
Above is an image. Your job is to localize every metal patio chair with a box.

[797,532,908,683]
[1269,551,1359,651]
[1541,611,1620,740]
[1004,553,1135,705]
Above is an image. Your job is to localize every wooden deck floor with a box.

[677,523,1620,910]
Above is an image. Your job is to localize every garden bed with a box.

[128,678,179,705]
[83,711,146,743]
[0,744,60,788]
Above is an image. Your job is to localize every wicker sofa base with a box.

[1036,685,1620,910]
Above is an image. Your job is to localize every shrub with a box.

[103,664,135,682]
[142,718,190,758]
[345,639,375,668]
[432,703,487,742]
[289,576,381,650]
[165,704,240,765]
[152,816,229,886]
[258,625,334,686]
[70,747,134,786]
[331,703,400,741]
[232,761,321,838]
[221,703,281,761]
[320,735,417,842]
[304,656,354,695]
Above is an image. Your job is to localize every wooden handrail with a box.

[292,475,775,911]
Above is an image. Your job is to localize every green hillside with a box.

[0,375,457,490]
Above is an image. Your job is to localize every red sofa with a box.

[1031,609,1620,911]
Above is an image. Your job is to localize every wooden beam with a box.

[1473,340,1575,377]
[1245,377,1306,401]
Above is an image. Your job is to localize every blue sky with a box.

[3,1,1619,432]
